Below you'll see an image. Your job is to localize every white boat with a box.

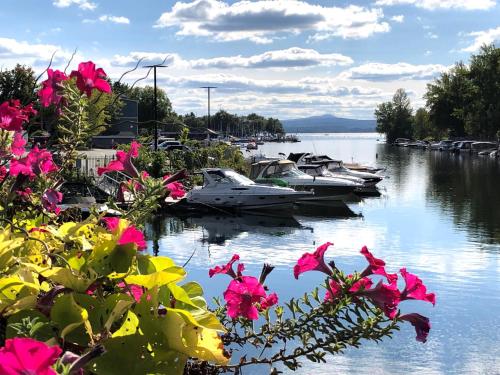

[297,164,378,195]
[185,168,312,210]
[289,153,383,187]
[249,160,361,202]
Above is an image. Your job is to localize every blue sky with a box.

[0,0,499,119]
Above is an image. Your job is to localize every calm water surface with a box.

[146,133,500,375]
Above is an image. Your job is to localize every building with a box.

[92,97,139,148]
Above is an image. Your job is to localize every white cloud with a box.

[0,37,75,64]
[111,47,353,69]
[98,15,130,24]
[374,0,495,11]
[391,15,405,22]
[426,32,438,39]
[189,47,353,69]
[460,26,500,52]
[343,62,448,81]
[155,0,390,43]
[52,0,97,10]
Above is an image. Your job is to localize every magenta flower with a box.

[117,226,147,250]
[0,100,36,132]
[10,132,26,156]
[324,279,342,302]
[260,292,278,310]
[359,246,398,283]
[400,313,431,343]
[0,337,61,375]
[349,276,373,293]
[117,282,144,302]
[223,276,267,320]
[293,242,333,279]
[38,69,69,107]
[209,254,240,278]
[97,141,140,177]
[400,268,436,305]
[10,146,58,179]
[102,217,147,251]
[0,166,6,183]
[356,280,401,319]
[70,61,111,97]
[102,217,120,231]
[42,189,63,214]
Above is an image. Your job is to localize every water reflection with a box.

[146,134,500,374]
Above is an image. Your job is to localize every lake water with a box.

[146,133,500,375]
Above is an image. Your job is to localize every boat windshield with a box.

[264,163,305,178]
[206,170,255,185]
[224,170,255,185]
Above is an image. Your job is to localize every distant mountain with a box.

[282,114,376,133]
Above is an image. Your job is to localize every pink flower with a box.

[349,276,373,293]
[356,280,401,319]
[0,100,36,132]
[11,132,26,156]
[117,282,144,302]
[102,217,120,231]
[70,61,111,97]
[42,189,63,214]
[223,276,267,320]
[0,337,61,375]
[260,292,278,310]
[400,268,436,305]
[0,166,7,183]
[209,254,241,278]
[359,246,398,283]
[162,175,186,199]
[9,146,58,179]
[400,313,431,343]
[102,217,147,251]
[293,242,333,279]
[97,141,140,177]
[38,69,69,107]
[117,226,147,250]
[324,279,342,302]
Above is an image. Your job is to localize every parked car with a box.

[163,144,192,153]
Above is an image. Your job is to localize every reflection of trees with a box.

[426,152,500,243]
[375,144,414,191]
[145,215,194,255]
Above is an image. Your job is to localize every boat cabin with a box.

[198,169,255,187]
[249,160,303,180]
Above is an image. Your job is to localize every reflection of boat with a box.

[249,160,361,202]
[185,168,312,211]
[181,213,302,244]
[289,153,383,187]
[293,200,359,218]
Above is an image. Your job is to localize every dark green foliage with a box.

[0,64,37,104]
[425,44,500,139]
[375,89,413,143]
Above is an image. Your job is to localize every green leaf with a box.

[51,293,92,341]
[125,267,185,289]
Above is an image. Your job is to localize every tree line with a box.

[0,65,284,138]
[376,44,500,143]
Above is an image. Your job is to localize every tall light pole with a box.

[200,86,217,131]
[145,64,167,151]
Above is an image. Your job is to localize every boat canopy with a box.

[250,160,302,180]
[201,168,255,186]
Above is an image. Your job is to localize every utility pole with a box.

[145,64,168,151]
[200,86,217,132]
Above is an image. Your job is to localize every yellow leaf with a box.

[125,267,186,289]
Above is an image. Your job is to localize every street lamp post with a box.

[145,64,167,151]
[200,86,217,132]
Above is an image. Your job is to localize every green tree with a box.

[0,64,37,104]
[413,108,431,140]
[375,89,413,142]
